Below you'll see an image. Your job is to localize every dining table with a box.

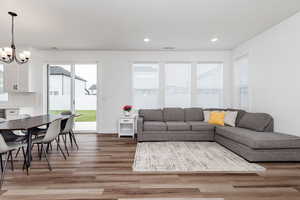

[0,114,76,171]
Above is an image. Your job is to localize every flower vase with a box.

[124,111,130,117]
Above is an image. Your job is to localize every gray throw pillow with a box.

[238,112,273,132]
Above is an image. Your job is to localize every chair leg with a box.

[0,152,10,189]
[31,144,35,151]
[9,151,14,172]
[46,143,50,153]
[15,148,21,158]
[37,144,40,155]
[57,135,60,151]
[41,144,52,171]
[55,139,67,160]
[21,147,28,175]
[62,134,69,156]
[69,132,73,148]
[38,144,43,160]
[71,131,79,150]
[0,154,3,173]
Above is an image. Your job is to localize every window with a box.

[132,62,224,109]
[49,91,59,96]
[196,63,223,108]
[165,63,191,107]
[133,63,160,109]
[234,56,249,110]
[0,64,8,102]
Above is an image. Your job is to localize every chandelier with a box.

[0,12,31,64]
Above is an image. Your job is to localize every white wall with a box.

[233,12,300,136]
[38,50,232,133]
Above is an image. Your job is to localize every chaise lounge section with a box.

[137,107,300,162]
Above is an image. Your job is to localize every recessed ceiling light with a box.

[144,38,150,43]
[211,37,219,43]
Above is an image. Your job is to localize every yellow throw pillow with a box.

[208,111,225,126]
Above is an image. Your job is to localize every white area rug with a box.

[133,142,265,172]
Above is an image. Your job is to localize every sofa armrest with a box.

[137,117,144,135]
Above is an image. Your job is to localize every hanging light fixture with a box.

[0,12,31,64]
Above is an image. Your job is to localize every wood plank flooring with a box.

[1,134,300,200]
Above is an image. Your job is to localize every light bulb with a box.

[0,49,7,59]
[4,47,12,56]
[19,53,26,60]
[23,51,31,58]
[144,38,150,43]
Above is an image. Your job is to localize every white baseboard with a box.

[98,129,117,134]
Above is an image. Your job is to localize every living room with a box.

[0,0,300,199]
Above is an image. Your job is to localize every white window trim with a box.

[131,62,160,109]
[196,62,224,108]
[233,55,250,111]
[164,62,193,108]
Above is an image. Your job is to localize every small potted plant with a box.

[123,105,133,117]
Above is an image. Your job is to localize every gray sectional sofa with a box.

[137,108,300,162]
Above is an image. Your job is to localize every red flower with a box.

[123,105,132,112]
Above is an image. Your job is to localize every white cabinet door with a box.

[18,63,30,92]
[4,62,34,93]
[4,63,19,92]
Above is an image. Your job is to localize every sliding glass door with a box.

[47,63,97,132]
[48,65,72,114]
[74,64,97,131]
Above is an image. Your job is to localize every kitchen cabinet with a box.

[4,62,35,93]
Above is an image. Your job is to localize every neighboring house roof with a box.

[89,84,97,90]
[50,66,87,82]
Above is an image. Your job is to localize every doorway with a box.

[47,63,97,132]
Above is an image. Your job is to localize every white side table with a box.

[118,116,135,138]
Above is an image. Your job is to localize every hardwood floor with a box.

[1,134,300,200]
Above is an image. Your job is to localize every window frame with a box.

[195,62,224,108]
[132,62,161,109]
[0,64,8,102]
[131,61,225,109]
[234,55,250,110]
[164,62,192,108]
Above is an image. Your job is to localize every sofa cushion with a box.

[144,121,167,131]
[139,109,163,121]
[238,112,273,132]
[187,121,215,131]
[226,108,246,126]
[216,126,300,149]
[163,108,185,121]
[203,111,210,122]
[208,111,225,126]
[166,122,191,131]
[224,111,238,127]
[184,108,204,121]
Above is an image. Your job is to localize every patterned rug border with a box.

[133,142,265,173]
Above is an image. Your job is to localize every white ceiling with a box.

[0,0,300,51]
